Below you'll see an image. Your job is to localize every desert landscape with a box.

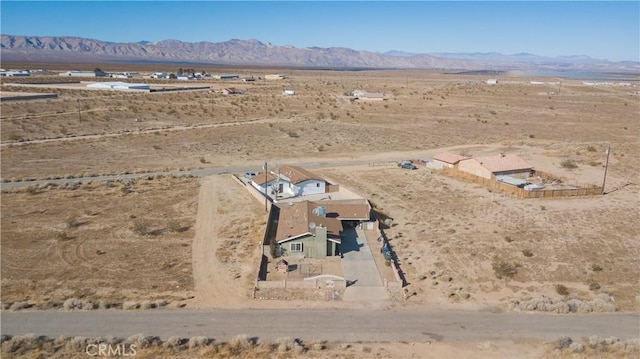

[1,63,639,357]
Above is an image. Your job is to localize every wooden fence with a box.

[442,167,603,199]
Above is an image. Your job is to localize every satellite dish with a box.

[309,222,316,230]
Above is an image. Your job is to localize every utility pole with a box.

[210,90,214,117]
[264,161,268,212]
[77,99,82,122]
[601,146,610,195]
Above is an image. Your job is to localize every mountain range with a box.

[2,34,639,72]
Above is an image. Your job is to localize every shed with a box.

[276,259,289,272]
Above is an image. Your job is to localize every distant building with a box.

[109,72,134,79]
[265,74,287,80]
[485,79,498,85]
[60,70,107,77]
[0,70,30,77]
[86,82,150,91]
[221,87,246,95]
[282,90,295,96]
[351,90,385,101]
[213,74,240,80]
[151,72,168,79]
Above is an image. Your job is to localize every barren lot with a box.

[1,176,198,307]
[1,67,638,313]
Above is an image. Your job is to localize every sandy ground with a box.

[1,67,638,357]
[189,175,265,308]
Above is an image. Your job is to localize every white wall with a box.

[294,180,326,196]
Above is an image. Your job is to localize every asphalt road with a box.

[2,309,638,342]
[0,158,390,190]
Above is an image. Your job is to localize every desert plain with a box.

[1,63,639,358]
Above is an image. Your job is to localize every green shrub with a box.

[555,284,570,296]
[492,258,517,279]
[560,159,578,169]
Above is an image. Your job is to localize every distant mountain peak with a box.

[1,34,638,72]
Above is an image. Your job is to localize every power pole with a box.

[77,99,82,122]
[601,146,610,195]
[210,90,214,117]
[264,161,268,212]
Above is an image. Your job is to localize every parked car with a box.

[244,172,256,179]
[397,162,417,170]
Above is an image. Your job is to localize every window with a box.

[316,183,320,187]
[290,243,303,252]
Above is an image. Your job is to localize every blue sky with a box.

[1,1,639,62]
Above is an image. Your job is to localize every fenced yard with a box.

[442,167,603,199]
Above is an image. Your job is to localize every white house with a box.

[250,165,327,200]
[151,72,168,79]
[278,165,326,197]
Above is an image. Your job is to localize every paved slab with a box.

[341,227,388,301]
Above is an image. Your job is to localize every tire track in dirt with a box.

[0,116,299,147]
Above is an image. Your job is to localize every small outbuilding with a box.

[276,259,289,272]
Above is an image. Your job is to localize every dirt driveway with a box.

[189,175,266,308]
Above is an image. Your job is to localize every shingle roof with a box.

[251,171,278,185]
[433,152,469,164]
[319,199,371,220]
[279,165,324,185]
[274,200,371,244]
[475,154,532,173]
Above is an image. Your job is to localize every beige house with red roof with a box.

[274,199,371,258]
[458,153,533,179]
[432,152,470,169]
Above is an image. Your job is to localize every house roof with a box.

[279,165,324,185]
[251,172,278,185]
[275,201,342,244]
[432,152,469,164]
[474,154,532,173]
[274,199,371,244]
[317,199,371,220]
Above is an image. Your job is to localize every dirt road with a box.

[1,309,637,342]
[190,176,260,308]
